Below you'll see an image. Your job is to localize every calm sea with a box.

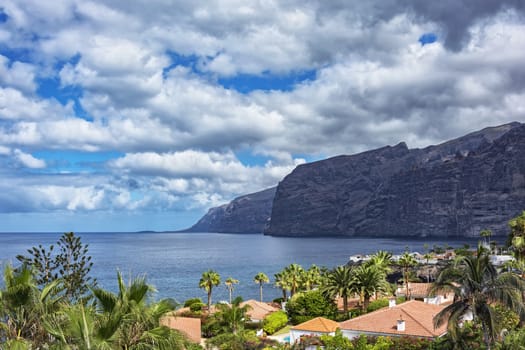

[0,232,480,304]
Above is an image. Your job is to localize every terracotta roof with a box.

[241,299,280,320]
[291,317,340,333]
[161,316,201,343]
[396,283,433,297]
[339,300,447,338]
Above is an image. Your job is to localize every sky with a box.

[0,0,525,232]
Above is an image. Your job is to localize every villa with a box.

[339,300,447,340]
[289,317,340,344]
[396,282,454,304]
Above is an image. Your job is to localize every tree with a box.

[431,245,525,349]
[285,290,337,324]
[253,272,269,302]
[321,265,353,315]
[0,264,63,347]
[397,251,417,300]
[274,271,291,301]
[224,277,239,304]
[262,311,288,335]
[508,211,525,263]
[284,263,305,297]
[304,264,322,291]
[16,232,96,302]
[214,296,251,335]
[199,269,221,311]
[366,250,393,275]
[350,264,388,312]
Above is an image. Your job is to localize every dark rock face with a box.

[265,122,525,237]
[184,187,276,233]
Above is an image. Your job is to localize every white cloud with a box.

[13,149,46,168]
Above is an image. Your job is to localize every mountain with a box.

[265,122,525,237]
[183,187,276,233]
[186,122,525,237]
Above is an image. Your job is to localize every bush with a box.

[262,311,288,335]
[184,298,203,307]
[285,290,337,325]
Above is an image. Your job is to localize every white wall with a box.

[289,330,334,344]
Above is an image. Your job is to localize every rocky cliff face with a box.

[184,187,276,233]
[265,122,525,237]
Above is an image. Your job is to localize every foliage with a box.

[320,329,354,349]
[205,329,277,350]
[497,327,525,350]
[185,297,204,307]
[16,231,96,302]
[397,251,417,300]
[225,276,239,304]
[262,310,288,335]
[508,211,525,263]
[431,244,525,348]
[351,264,389,312]
[254,272,270,302]
[322,265,354,315]
[285,290,337,324]
[199,269,221,311]
[214,296,251,335]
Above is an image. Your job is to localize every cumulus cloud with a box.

[0,0,524,229]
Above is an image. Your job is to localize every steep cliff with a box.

[265,122,525,237]
[184,187,276,233]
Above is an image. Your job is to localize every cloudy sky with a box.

[0,0,524,232]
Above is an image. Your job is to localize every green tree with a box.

[253,272,269,302]
[431,245,525,349]
[508,211,525,269]
[397,251,417,300]
[350,264,388,312]
[284,263,305,297]
[274,271,291,301]
[366,250,393,275]
[321,265,353,315]
[285,290,337,324]
[16,232,96,302]
[304,264,322,291]
[199,269,221,311]
[224,277,239,304]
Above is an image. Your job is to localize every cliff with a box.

[184,187,276,233]
[265,122,525,237]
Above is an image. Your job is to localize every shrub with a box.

[184,297,203,307]
[285,290,337,324]
[262,311,288,335]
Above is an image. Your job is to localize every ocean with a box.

[0,232,481,304]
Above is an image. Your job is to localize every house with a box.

[339,300,447,340]
[240,299,280,322]
[290,317,339,344]
[396,282,454,304]
[161,316,201,343]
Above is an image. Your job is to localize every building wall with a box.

[289,330,334,344]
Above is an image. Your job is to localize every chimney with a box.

[389,298,396,308]
[397,316,405,332]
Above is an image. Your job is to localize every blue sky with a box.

[0,0,524,232]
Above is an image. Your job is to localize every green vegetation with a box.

[262,310,288,335]
[253,272,269,302]
[285,290,338,324]
[224,276,239,304]
[199,269,221,311]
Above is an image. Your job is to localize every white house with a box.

[289,317,339,345]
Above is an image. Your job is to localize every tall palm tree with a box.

[350,264,388,312]
[304,265,322,291]
[284,263,305,297]
[254,272,269,302]
[274,271,291,300]
[214,296,251,335]
[431,245,525,349]
[397,251,417,300]
[321,265,353,315]
[199,269,221,311]
[224,277,239,304]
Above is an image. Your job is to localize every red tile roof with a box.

[339,300,447,338]
[161,316,201,343]
[241,299,280,320]
[291,317,340,333]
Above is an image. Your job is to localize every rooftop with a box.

[291,317,340,333]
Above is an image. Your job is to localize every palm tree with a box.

[214,296,251,335]
[199,269,221,311]
[366,250,393,275]
[225,277,239,304]
[274,271,291,300]
[0,264,63,347]
[254,272,269,302]
[397,251,417,300]
[431,245,525,349]
[321,265,353,315]
[350,264,388,312]
[284,263,305,297]
[304,264,322,291]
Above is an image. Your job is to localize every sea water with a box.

[0,232,480,303]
